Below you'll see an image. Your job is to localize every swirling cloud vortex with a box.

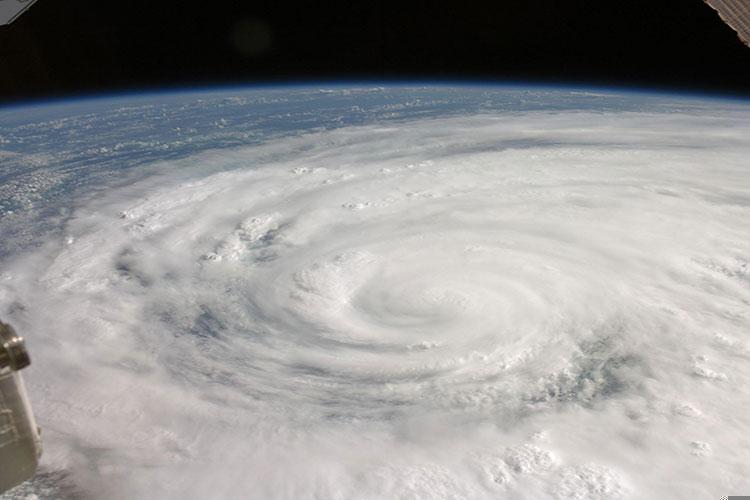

[2,95,750,499]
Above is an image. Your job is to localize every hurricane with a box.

[1,86,749,499]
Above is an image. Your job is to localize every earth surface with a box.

[1,85,749,499]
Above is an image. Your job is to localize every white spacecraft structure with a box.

[0,321,42,493]
[0,0,37,26]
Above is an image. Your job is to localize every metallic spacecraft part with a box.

[0,0,38,26]
[705,0,750,47]
[0,321,42,494]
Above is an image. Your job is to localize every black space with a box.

[1,0,750,104]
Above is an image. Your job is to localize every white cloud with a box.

[2,106,750,498]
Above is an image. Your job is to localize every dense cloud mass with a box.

[1,87,749,499]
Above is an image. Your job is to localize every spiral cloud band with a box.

[1,87,749,498]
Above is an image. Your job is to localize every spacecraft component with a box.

[0,0,38,26]
[0,321,42,494]
[705,0,750,47]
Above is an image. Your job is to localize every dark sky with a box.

[1,0,750,104]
